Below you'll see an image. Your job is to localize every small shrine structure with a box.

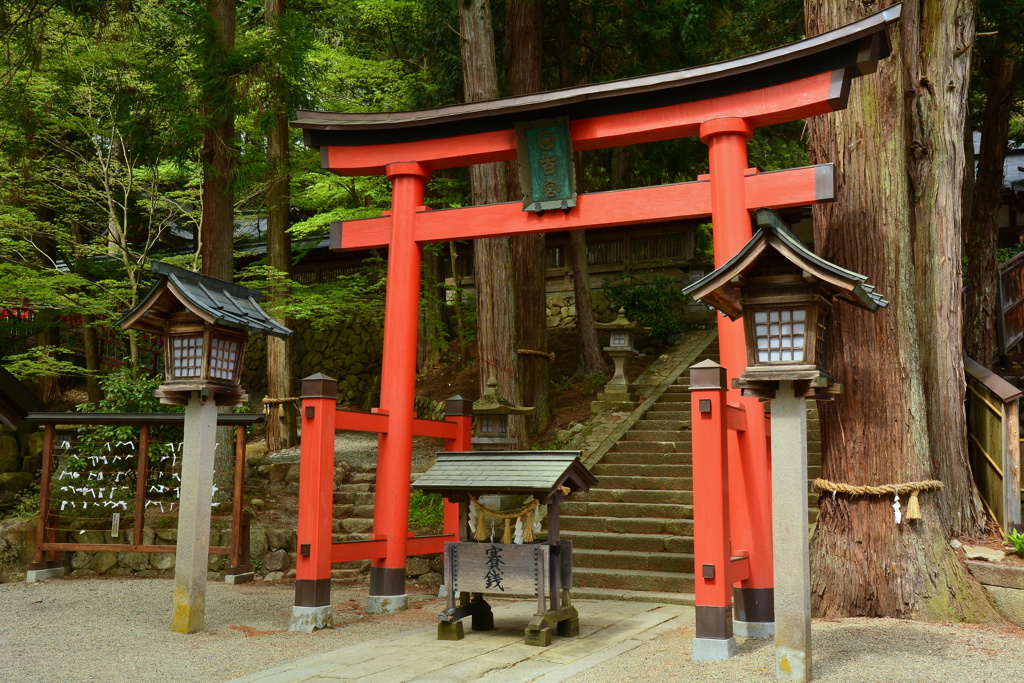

[471,376,534,451]
[413,451,597,646]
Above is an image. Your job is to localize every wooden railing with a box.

[965,357,1022,532]
[997,251,1024,355]
[25,411,262,579]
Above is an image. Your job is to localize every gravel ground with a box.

[564,618,1024,683]
[0,576,447,683]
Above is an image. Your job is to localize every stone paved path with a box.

[223,600,693,683]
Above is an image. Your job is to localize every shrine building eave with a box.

[293,5,900,155]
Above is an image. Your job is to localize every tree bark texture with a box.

[264,0,297,451]
[418,245,444,370]
[505,0,549,432]
[199,0,236,282]
[460,0,524,443]
[70,220,102,403]
[804,0,993,620]
[569,151,606,376]
[963,41,1020,369]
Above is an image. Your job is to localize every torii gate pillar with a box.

[366,162,432,614]
[701,118,775,637]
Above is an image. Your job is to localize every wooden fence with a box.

[965,356,1022,532]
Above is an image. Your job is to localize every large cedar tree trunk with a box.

[963,41,1021,369]
[804,0,994,620]
[199,0,236,282]
[459,0,524,443]
[418,246,444,370]
[264,0,297,450]
[505,0,550,432]
[70,221,102,403]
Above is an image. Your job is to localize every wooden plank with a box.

[450,542,548,596]
[965,357,1023,402]
[231,425,246,569]
[133,425,149,545]
[319,71,841,175]
[1003,400,1022,531]
[42,543,232,555]
[726,404,747,432]
[24,412,265,426]
[333,165,833,251]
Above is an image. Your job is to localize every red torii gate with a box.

[288,6,900,641]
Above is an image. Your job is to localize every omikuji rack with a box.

[24,411,263,580]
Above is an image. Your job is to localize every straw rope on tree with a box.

[813,478,944,521]
[518,349,555,361]
[262,396,299,415]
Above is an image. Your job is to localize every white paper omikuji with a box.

[467,500,478,535]
[533,506,542,534]
[893,493,902,524]
[514,517,524,544]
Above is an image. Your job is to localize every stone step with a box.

[573,489,692,505]
[664,385,691,394]
[621,431,687,442]
[609,441,685,454]
[573,548,694,573]
[331,532,369,543]
[334,483,372,493]
[560,530,693,554]
[569,586,695,606]
[561,515,693,536]
[592,463,692,478]
[600,451,691,465]
[594,476,693,491]
[642,410,689,421]
[656,394,690,403]
[573,567,696,593]
[561,501,693,520]
[632,419,690,431]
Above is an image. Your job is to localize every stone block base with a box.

[734,619,775,638]
[691,636,737,661]
[225,572,254,585]
[26,566,64,583]
[366,593,408,614]
[290,605,333,632]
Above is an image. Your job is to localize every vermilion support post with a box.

[368,161,432,614]
[291,373,338,632]
[689,360,737,661]
[442,396,474,539]
[700,117,775,637]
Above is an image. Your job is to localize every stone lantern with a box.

[593,308,650,411]
[117,261,292,634]
[683,209,887,399]
[472,376,534,451]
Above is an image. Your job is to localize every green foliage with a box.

[1,483,40,521]
[1005,529,1024,558]
[2,346,86,382]
[999,242,1024,265]
[408,489,444,531]
[695,223,714,260]
[602,260,688,344]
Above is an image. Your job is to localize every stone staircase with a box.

[563,338,822,604]
[330,463,378,583]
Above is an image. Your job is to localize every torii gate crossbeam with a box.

[288,6,901,650]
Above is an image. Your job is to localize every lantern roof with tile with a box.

[117,262,292,339]
[594,308,650,334]
[412,451,597,497]
[472,376,535,416]
[682,208,888,320]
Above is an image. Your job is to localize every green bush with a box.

[602,259,688,344]
[408,489,444,531]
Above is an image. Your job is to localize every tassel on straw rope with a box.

[469,495,540,543]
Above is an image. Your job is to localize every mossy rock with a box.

[0,471,33,493]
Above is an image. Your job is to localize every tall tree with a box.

[505,0,550,432]
[805,0,995,619]
[199,0,236,282]
[963,2,1024,369]
[459,0,524,442]
[263,0,296,450]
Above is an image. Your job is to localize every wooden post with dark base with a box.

[171,391,220,633]
[26,424,63,582]
[771,381,811,681]
[291,374,338,632]
[690,360,737,660]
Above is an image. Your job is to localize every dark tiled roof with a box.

[292,7,901,147]
[413,451,597,495]
[0,365,45,429]
[119,262,292,339]
[683,208,887,319]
